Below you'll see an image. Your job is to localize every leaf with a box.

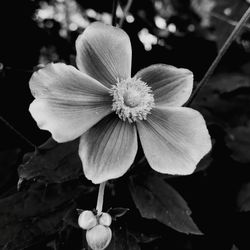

[231,244,239,250]
[107,207,130,220]
[192,73,250,128]
[226,125,250,163]
[237,182,250,212]
[129,174,202,235]
[106,223,140,250]
[195,151,213,172]
[0,181,82,250]
[0,149,20,195]
[132,231,160,244]
[63,206,79,228]
[211,0,249,49]
[18,138,83,184]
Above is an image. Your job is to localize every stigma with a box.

[110,77,155,123]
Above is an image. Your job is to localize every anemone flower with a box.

[29,22,211,184]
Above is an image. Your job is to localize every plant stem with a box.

[0,116,36,149]
[185,6,250,107]
[112,0,119,26]
[96,182,106,214]
[119,0,133,27]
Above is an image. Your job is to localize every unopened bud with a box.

[86,224,112,250]
[99,212,112,226]
[78,210,97,230]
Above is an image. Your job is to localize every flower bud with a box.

[86,225,112,250]
[99,212,112,226]
[78,210,97,230]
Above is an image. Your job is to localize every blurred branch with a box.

[0,116,37,149]
[119,0,133,27]
[185,6,250,106]
[112,0,119,26]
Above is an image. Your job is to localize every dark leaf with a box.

[0,181,82,250]
[129,174,202,235]
[107,207,130,220]
[195,151,214,173]
[63,205,79,228]
[132,231,160,244]
[107,223,140,250]
[237,182,250,212]
[211,0,249,49]
[226,125,250,163]
[18,138,83,184]
[192,73,250,128]
[0,149,20,195]
[231,244,239,250]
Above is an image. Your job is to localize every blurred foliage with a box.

[1,0,250,249]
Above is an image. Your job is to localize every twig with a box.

[119,0,133,27]
[185,6,250,106]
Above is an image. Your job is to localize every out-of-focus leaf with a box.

[237,182,250,212]
[106,223,140,250]
[191,0,216,27]
[226,125,250,163]
[231,244,239,250]
[212,73,250,93]
[192,73,250,128]
[18,138,83,184]
[129,174,202,235]
[0,181,82,250]
[211,0,249,49]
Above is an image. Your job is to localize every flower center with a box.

[110,77,155,123]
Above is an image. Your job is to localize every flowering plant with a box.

[29,21,211,184]
[1,1,250,250]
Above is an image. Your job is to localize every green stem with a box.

[112,0,119,26]
[119,0,133,27]
[96,182,106,214]
[0,116,36,149]
[185,6,250,107]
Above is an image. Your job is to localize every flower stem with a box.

[185,6,250,107]
[112,0,119,26]
[119,0,133,27]
[0,116,36,149]
[96,182,106,214]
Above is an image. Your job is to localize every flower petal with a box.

[29,63,112,143]
[76,22,132,87]
[79,114,137,184]
[135,64,193,107]
[137,107,211,175]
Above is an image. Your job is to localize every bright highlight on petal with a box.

[137,107,212,175]
[79,114,138,184]
[110,77,155,123]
